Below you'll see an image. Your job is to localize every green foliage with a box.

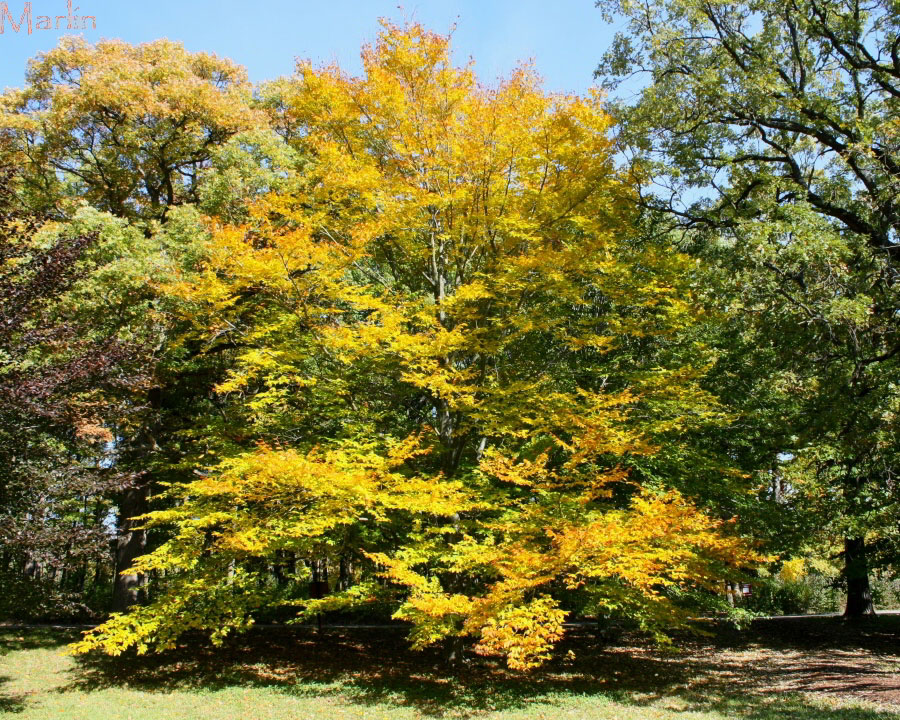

[739,576,837,616]
[598,0,900,614]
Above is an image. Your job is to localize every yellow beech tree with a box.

[73,23,761,669]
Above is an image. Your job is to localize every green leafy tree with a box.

[597,0,900,616]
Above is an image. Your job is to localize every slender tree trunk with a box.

[272,551,286,587]
[311,559,329,632]
[23,552,39,579]
[112,478,149,612]
[339,555,351,591]
[92,553,104,590]
[843,536,875,619]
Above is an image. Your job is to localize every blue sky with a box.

[0,0,623,94]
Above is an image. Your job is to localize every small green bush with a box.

[737,573,841,616]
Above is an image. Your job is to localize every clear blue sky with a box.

[0,0,623,94]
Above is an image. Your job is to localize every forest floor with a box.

[1,615,899,719]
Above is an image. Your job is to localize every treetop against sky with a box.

[0,0,619,95]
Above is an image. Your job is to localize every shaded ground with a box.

[1,616,899,718]
[697,617,900,707]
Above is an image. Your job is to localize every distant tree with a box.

[0,37,260,219]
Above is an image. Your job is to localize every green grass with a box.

[2,619,899,719]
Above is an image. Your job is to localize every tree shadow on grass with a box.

[0,627,81,656]
[0,628,82,714]
[59,618,900,719]
[0,675,26,714]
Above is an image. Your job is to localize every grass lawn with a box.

[2,617,899,719]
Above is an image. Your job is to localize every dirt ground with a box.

[580,616,900,709]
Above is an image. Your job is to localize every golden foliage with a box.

[71,22,760,669]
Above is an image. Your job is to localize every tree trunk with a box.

[338,555,351,591]
[23,552,39,580]
[843,536,875,619]
[112,478,149,612]
[446,634,466,667]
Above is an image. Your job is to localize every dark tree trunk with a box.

[312,559,329,632]
[272,551,286,587]
[92,555,104,590]
[23,553,39,580]
[446,634,466,667]
[338,555,351,591]
[112,478,150,612]
[843,536,875,619]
